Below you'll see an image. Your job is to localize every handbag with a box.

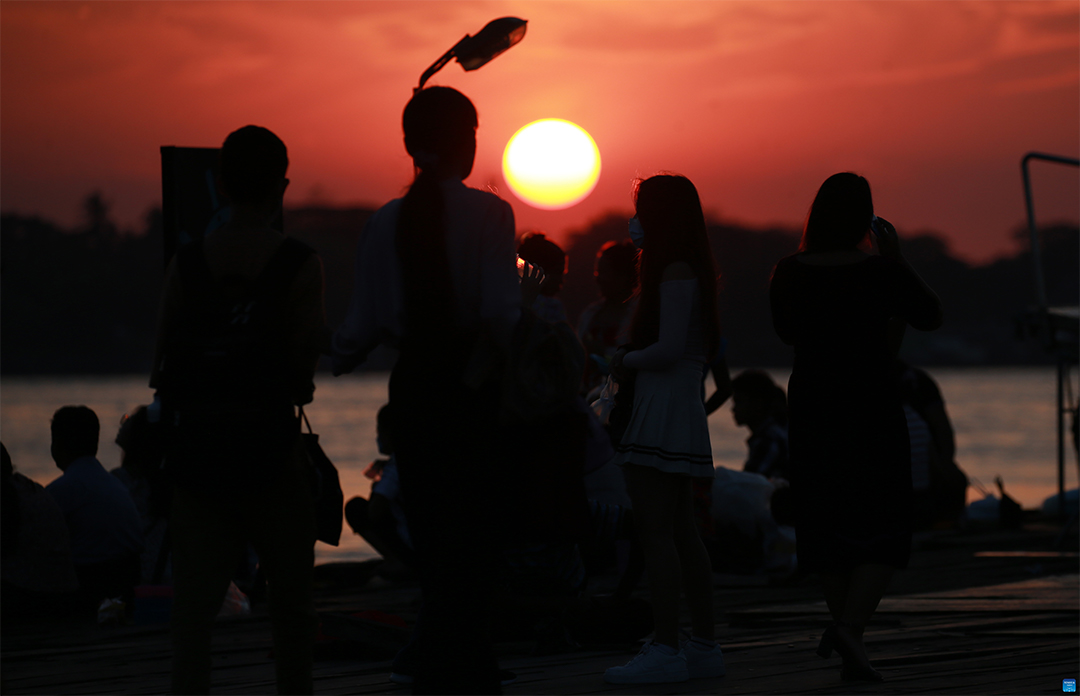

[299,407,344,546]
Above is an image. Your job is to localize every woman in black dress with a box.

[770,173,942,681]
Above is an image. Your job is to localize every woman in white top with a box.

[332,86,520,694]
[605,174,726,684]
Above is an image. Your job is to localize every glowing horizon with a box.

[1,1,1077,263]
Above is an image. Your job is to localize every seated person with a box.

[112,406,172,585]
[45,406,143,606]
[730,370,789,480]
[517,232,569,325]
[344,405,415,580]
[896,360,968,529]
[2,443,80,619]
[707,467,796,577]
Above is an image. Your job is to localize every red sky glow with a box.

[2,1,1077,263]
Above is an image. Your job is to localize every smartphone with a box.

[870,216,887,239]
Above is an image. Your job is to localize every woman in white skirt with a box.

[604,174,726,684]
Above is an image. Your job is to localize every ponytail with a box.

[397,168,454,338]
[396,87,478,340]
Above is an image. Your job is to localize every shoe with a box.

[841,662,884,682]
[816,625,837,659]
[831,623,883,683]
[679,638,726,678]
[604,641,689,684]
[389,669,517,686]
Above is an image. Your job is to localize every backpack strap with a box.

[176,239,215,308]
[176,237,313,308]
[249,237,314,307]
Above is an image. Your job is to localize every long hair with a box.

[396,87,478,338]
[799,172,873,253]
[629,174,721,358]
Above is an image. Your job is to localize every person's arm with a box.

[332,212,391,375]
[286,254,326,405]
[769,259,796,346]
[623,263,697,371]
[874,218,943,331]
[704,356,732,416]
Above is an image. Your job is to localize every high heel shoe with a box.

[816,625,837,659]
[832,622,884,683]
[841,662,883,682]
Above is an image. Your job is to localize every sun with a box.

[502,119,601,210]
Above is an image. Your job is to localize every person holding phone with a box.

[769,172,942,682]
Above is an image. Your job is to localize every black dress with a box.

[770,254,939,572]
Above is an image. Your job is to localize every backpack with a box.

[163,237,313,493]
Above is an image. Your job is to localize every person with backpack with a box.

[150,125,325,695]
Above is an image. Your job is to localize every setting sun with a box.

[502,119,601,210]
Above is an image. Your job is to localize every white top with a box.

[332,178,521,373]
[623,279,706,371]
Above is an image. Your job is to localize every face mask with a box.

[628,216,645,249]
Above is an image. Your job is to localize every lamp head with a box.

[415,17,527,92]
[455,17,527,71]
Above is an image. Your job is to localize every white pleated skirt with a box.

[613,358,714,477]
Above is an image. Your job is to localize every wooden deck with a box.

[3,524,1077,695]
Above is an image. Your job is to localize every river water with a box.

[1,367,1074,564]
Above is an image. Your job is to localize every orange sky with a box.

[2,1,1077,263]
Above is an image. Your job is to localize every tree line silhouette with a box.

[1,193,1075,375]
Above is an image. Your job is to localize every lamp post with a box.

[416,17,527,93]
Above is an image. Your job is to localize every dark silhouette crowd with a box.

[1,86,970,695]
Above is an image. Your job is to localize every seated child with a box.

[344,405,415,580]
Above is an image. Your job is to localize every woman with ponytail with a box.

[333,87,521,694]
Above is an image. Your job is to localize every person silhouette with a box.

[333,86,521,694]
[45,406,143,608]
[770,172,942,682]
[517,231,569,324]
[151,125,326,694]
[605,174,726,684]
[577,240,639,393]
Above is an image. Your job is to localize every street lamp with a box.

[415,17,528,93]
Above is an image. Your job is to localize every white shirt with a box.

[332,179,521,373]
[623,279,707,371]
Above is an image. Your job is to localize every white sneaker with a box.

[604,641,689,684]
[680,638,726,678]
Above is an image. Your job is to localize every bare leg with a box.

[819,572,849,625]
[839,563,892,645]
[672,478,714,641]
[624,465,681,649]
